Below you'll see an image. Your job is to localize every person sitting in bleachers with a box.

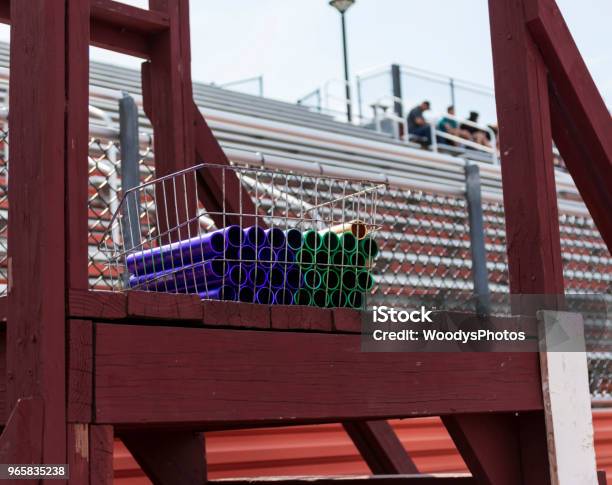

[437,105,471,145]
[460,111,491,147]
[407,100,432,145]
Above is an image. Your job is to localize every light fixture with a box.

[329,0,355,14]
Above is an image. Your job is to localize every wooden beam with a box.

[68,424,90,485]
[192,103,258,227]
[68,320,93,423]
[343,420,418,474]
[90,18,153,59]
[142,0,199,242]
[598,471,608,485]
[90,425,114,485]
[89,0,170,59]
[66,0,91,291]
[525,0,612,251]
[7,0,68,466]
[548,82,612,253]
[488,0,565,296]
[91,0,170,34]
[442,413,523,485]
[0,398,43,467]
[477,0,571,483]
[68,424,114,484]
[92,324,543,426]
[121,430,206,485]
[207,476,476,485]
[0,0,7,24]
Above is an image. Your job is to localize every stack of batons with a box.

[126,221,378,308]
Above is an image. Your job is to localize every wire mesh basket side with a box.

[101,163,384,309]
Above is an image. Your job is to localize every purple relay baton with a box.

[237,285,256,303]
[126,225,243,276]
[255,287,274,304]
[284,265,302,290]
[247,264,269,288]
[244,225,266,248]
[274,247,296,263]
[264,227,286,250]
[274,288,295,305]
[227,263,250,286]
[128,258,227,292]
[198,285,237,301]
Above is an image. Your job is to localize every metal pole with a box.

[450,78,456,108]
[391,64,403,118]
[356,75,363,121]
[464,163,491,315]
[119,92,141,260]
[340,12,352,122]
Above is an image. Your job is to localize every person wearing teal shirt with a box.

[437,105,470,145]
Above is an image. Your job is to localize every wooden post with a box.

[442,0,578,482]
[142,0,198,242]
[66,0,91,291]
[7,0,68,469]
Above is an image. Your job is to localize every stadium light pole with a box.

[329,0,355,122]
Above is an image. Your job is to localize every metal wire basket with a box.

[100,163,384,308]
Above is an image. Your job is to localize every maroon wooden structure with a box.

[0,0,608,483]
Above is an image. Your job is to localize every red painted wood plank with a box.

[526,0,612,251]
[8,0,68,466]
[192,103,258,228]
[441,413,523,485]
[477,0,569,482]
[68,424,90,485]
[93,324,543,426]
[271,305,332,332]
[120,430,207,484]
[127,290,202,321]
[69,290,127,320]
[202,300,270,329]
[66,0,91,291]
[91,0,169,34]
[0,326,6,423]
[142,0,199,242]
[488,0,565,296]
[0,398,43,476]
[0,0,7,24]
[524,0,612,251]
[0,295,5,322]
[90,425,114,485]
[343,421,419,474]
[68,320,93,423]
[548,89,611,252]
[333,308,362,333]
[90,19,152,59]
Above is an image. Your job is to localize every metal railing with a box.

[218,75,264,97]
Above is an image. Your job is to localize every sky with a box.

[0,0,610,121]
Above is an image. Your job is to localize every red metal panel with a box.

[112,412,612,483]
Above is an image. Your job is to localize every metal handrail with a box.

[370,96,407,141]
[218,75,264,97]
[297,88,322,112]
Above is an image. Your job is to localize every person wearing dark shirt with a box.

[407,100,431,145]
[460,111,491,147]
